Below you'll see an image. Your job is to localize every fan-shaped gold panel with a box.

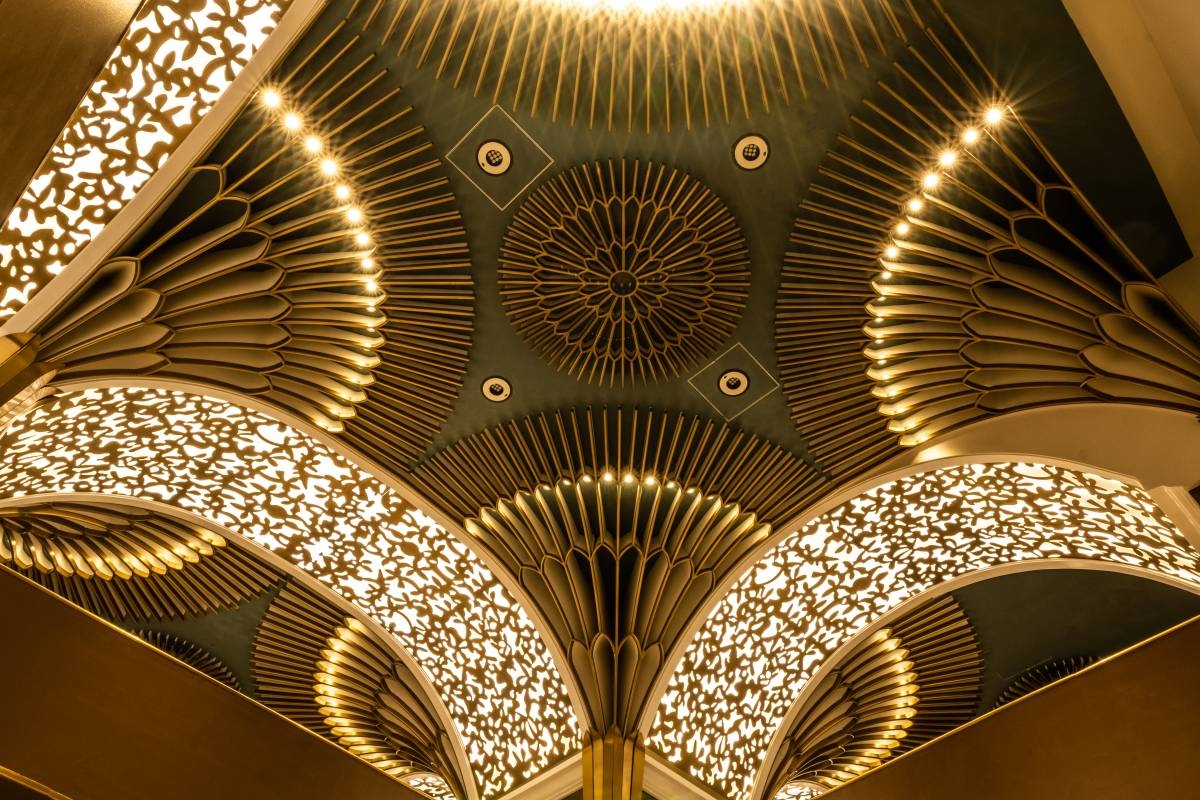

[252,583,468,798]
[0,500,277,620]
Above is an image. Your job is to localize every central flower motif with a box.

[500,161,750,385]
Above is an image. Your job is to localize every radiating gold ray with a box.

[354,0,912,131]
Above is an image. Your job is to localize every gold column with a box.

[582,729,646,800]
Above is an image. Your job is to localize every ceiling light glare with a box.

[938,150,957,167]
[985,106,1004,125]
[261,89,282,109]
[907,198,924,213]
[962,127,980,144]
[283,112,302,131]
[922,172,940,190]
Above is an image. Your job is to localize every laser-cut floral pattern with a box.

[0,387,579,798]
[0,0,287,317]
[649,462,1200,799]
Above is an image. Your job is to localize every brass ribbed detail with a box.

[35,14,473,469]
[0,501,278,620]
[354,0,912,131]
[778,4,1200,476]
[466,475,770,737]
[500,161,749,386]
[134,628,241,691]
[993,655,1096,709]
[582,729,646,800]
[764,596,982,797]
[252,583,467,797]
[412,406,822,525]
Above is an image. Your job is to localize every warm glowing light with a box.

[895,222,910,236]
[938,150,957,167]
[962,127,980,144]
[907,198,923,213]
[345,207,363,224]
[304,136,322,153]
[320,159,338,175]
[985,106,1004,125]
[921,172,940,190]
[261,89,281,108]
[880,271,892,280]
[282,112,302,131]
[884,246,899,260]
[334,185,351,200]
[361,257,375,269]
[366,280,378,292]
[354,232,370,246]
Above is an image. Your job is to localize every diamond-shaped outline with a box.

[446,105,555,211]
[687,342,780,422]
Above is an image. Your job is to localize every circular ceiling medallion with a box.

[499,160,750,386]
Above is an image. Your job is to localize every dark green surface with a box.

[952,568,1200,712]
[117,581,283,698]
[367,0,1188,459]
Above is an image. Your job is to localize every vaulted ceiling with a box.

[2,1,1200,799]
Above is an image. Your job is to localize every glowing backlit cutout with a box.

[0,387,579,797]
[650,462,1200,798]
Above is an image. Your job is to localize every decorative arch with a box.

[0,387,580,799]
[0,489,477,800]
[646,460,1200,799]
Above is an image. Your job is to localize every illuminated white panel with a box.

[0,387,579,797]
[650,462,1200,798]
[0,0,287,318]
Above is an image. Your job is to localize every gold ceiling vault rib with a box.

[0,500,278,621]
[253,582,469,799]
[778,2,1200,478]
[649,461,1200,799]
[411,406,823,525]
[352,0,913,131]
[500,161,750,387]
[31,10,473,468]
[0,0,292,320]
[762,595,981,798]
[133,629,243,691]
[466,475,771,797]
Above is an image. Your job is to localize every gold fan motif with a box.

[0,500,276,619]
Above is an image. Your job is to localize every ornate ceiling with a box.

[1,1,1199,799]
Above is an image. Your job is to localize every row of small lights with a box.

[531,473,700,493]
[261,88,385,431]
[868,104,1008,445]
[261,88,382,303]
